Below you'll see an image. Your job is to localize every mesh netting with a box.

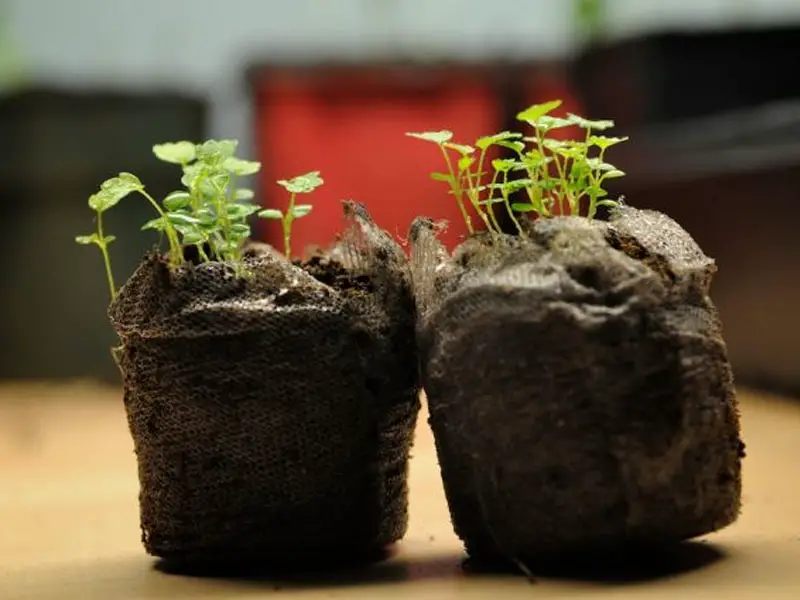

[409,206,744,565]
[109,202,421,565]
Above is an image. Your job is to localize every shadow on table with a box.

[153,540,727,590]
[463,540,728,585]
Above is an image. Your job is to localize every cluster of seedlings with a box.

[75,100,743,578]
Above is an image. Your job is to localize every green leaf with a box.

[457,155,475,171]
[163,191,192,211]
[88,191,117,212]
[589,135,629,150]
[517,100,563,124]
[141,218,167,232]
[601,169,626,179]
[291,204,313,218]
[227,202,261,218]
[230,223,251,236]
[196,139,238,163]
[595,199,619,208]
[277,171,323,194]
[444,142,475,156]
[496,140,526,153]
[475,131,523,150]
[194,208,217,226]
[235,188,255,200]
[586,158,619,172]
[181,232,205,245]
[103,235,116,245]
[406,130,453,145]
[75,234,99,245]
[258,208,283,220]
[511,202,538,213]
[166,212,201,226]
[223,157,261,176]
[536,115,573,131]
[153,141,196,164]
[491,158,517,172]
[503,179,536,193]
[478,197,505,205]
[567,113,614,131]
[430,172,454,183]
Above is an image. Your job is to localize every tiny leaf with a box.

[235,188,255,200]
[258,208,284,220]
[223,157,261,176]
[430,172,454,183]
[475,131,523,150]
[277,171,324,194]
[153,141,196,164]
[457,155,475,171]
[291,204,313,218]
[141,218,167,232]
[567,113,615,131]
[163,191,192,211]
[517,100,563,124]
[511,202,539,213]
[167,212,201,226]
[491,158,517,172]
[75,234,99,245]
[230,223,251,236]
[227,202,261,218]
[182,232,205,245]
[444,142,475,156]
[589,135,629,149]
[406,130,453,145]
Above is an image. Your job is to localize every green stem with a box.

[137,188,182,266]
[461,162,492,233]
[587,143,604,219]
[283,192,295,258]
[439,145,473,235]
[95,210,117,302]
[532,123,552,217]
[482,168,503,234]
[502,171,526,237]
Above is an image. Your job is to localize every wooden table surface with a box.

[1,383,799,599]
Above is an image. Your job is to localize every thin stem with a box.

[461,163,493,233]
[482,168,503,234]
[532,123,552,217]
[439,145,473,234]
[502,170,526,237]
[137,188,182,266]
[283,192,296,258]
[95,210,117,302]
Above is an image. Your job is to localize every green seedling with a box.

[407,100,628,237]
[75,139,262,301]
[257,171,323,259]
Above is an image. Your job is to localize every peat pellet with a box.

[410,206,744,566]
[110,204,421,566]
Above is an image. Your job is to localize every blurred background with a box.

[0,0,798,395]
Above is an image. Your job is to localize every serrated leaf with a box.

[589,135,629,149]
[511,202,538,212]
[291,204,313,218]
[95,173,142,208]
[223,157,261,176]
[235,188,255,200]
[153,141,196,164]
[567,113,614,131]
[517,100,563,124]
[406,130,453,145]
[258,208,283,220]
[444,142,475,156]
[75,234,99,245]
[277,171,323,194]
[163,191,192,211]
[476,131,523,150]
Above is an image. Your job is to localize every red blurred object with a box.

[251,66,505,254]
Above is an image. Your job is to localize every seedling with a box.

[75,138,262,301]
[406,100,628,237]
[257,171,322,259]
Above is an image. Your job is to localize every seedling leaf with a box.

[141,218,167,231]
[153,141,196,164]
[277,171,323,194]
[227,202,261,218]
[223,157,261,176]
[511,203,538,212]
[163,191,192,211]
[476,131,523,150]
[517,100,563,123]
[567,113,614,130]
[258,209,283,220]
[444,142,475,156]
[458,155,475,171]
[75,234,99,245]
[430,172,454,183]
[291,204,313,218]
[589,135,629,149]
[235,188,255,200]
[406,130,453,145]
